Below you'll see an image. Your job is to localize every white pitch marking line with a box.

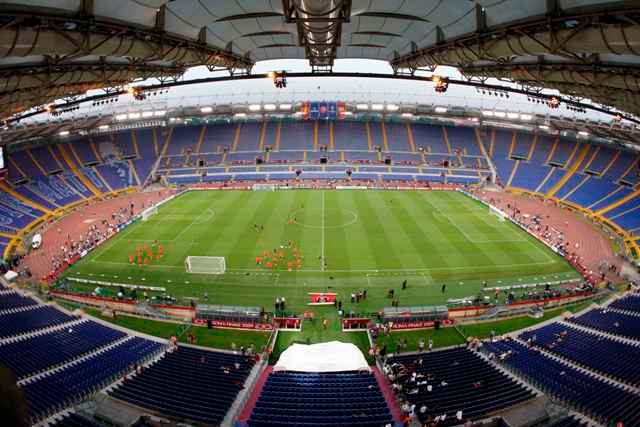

[321,190,325,272]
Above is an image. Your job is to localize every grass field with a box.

[63,189,578,314]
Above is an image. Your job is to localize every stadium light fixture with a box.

[578,130,589,136]
[539,125,550,130]
[520,114,532,121]
[200,106,213,113]
[482,110,494,116]
[507,112,519,119]
[128,112,141,120]
[433,75,449,93]
[248,104,261,112]
[115,114,128,121]
[58,130,70,136]
[234,112,247,118]
[434,107,448,113]
[386,104,399,111]
[264,104,277,111]
[279,104,292,110]
[294,111,304,116]
[494,111,506,118]
[343,111,354,116]
[142,111,154,118]
[99,125,109,130]
[154,110,166,117]
[356,104,369,110]
[401,112,414,118]
[371,104,384,111]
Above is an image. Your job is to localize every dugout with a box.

[382,305,448,325]
[195,304,262,324]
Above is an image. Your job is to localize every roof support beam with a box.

[390,5,640,115]
[0,6,253,116]
[0,62,184,118]
[283,0,351,70]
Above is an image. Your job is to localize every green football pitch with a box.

[63,189,579,313]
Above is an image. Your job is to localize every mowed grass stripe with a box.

[438,192,541,267]
[324,191,352,270]
[337,192,381,269]
[383,191,447,268]
[416,192,497,271]
[352,191,403,268]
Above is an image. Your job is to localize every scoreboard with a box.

[301,101,346,120]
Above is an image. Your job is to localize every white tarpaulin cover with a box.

[274,341,370,373]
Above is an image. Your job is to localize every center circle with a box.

[290,208,358,229]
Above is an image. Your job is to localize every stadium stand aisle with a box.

[519,322,640,385]
[385,347,535,426]
[0,305,77,338]
[568,308,640,340]
[23,336,163,421]
[0,320,127,379]
[247,370,394,427]
[0,289,39,310]
[610,293,640,312]
[484,339,640,426]
[108,345,255,425]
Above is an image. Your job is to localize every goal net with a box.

[185,256,226,274]
[489,205,507,222]
[141,205,158,222]
[252,183,277,191]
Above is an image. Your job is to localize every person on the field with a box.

[402,280,407,290]
[441,284,446,294]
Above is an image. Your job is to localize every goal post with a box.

[185,256,226,274]
[489,205,507,222]
[141,205,158,222]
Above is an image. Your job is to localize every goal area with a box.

[185,256,226,274]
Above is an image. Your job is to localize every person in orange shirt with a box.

[129,254,135,264]
[265,261,273,269]
[256,256,262,265]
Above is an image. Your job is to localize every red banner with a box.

[390,319,454,330]
[192,318,274,331]
[308,292,337,305]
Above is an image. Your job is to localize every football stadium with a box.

[0,1,639,426]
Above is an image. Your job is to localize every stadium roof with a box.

[0,0,638,118]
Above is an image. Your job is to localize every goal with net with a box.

[489,205,507,222]
[185,256,226,274]
[141,205,158,222]
[252,183,277,191]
